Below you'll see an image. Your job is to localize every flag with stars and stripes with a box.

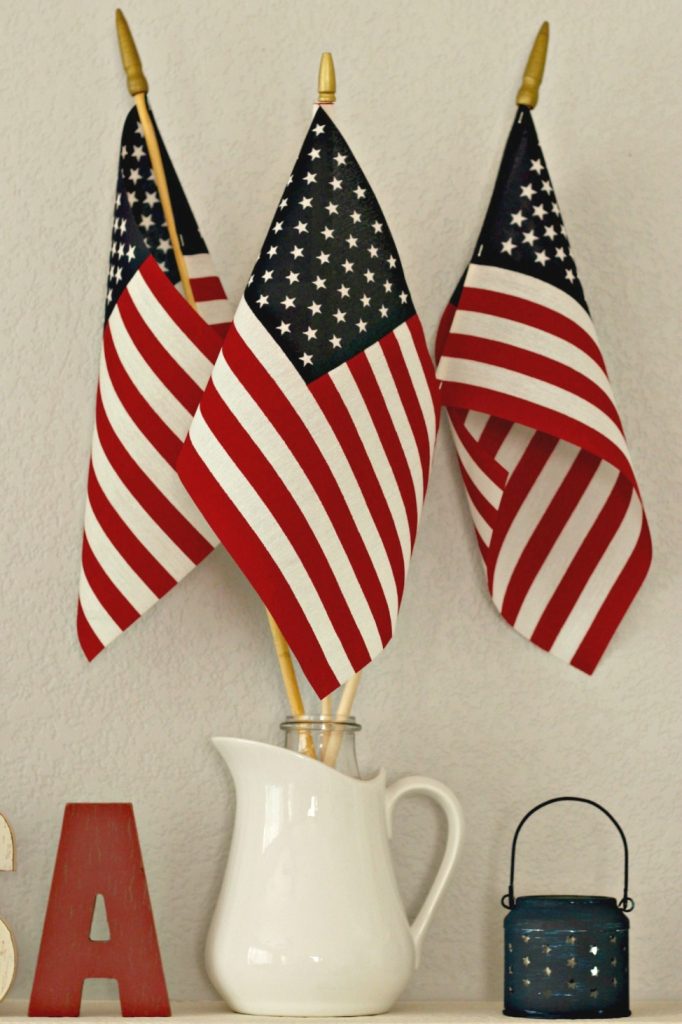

[77,107,230,660]
[178,105,439,697]
[436,107,651,674]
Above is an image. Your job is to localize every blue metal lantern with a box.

[502,798,634,1019]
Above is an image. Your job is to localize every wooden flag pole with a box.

[516,22,549,109]
[323,672,360,768]
[115,10,313,747]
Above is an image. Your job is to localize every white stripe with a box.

[451,309,616,402]
[183,252,221,279]
[189,408,354,681]
[79,571,120,647]
[211,350,389,646]
[98,355,217,545]
[452,422,503,508]
[108,305,189,440]
[462,263,598,346]
[90,428,195,581]
[196,298,231,326]
[447,359,631,465]
[550,488,643,662]
[365,342,425,508]
[463,411,489,442]
[451,424,493,546]
[495,423,536,474]
[492,440,580,607]
[127,271,214,387]
[329,362,412,577]
[235,301,403,619]
[83,500,157,614]
[513,459,620,637]
[393,322,438,449]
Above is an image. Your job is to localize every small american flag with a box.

[436,107,651,673]
[77,107,229,659]
[178,106,439,697]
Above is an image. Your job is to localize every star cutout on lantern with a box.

[591,967,599,977]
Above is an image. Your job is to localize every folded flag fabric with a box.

[178,106,439,697]
[436,107,651,673]
[77,107,229,660]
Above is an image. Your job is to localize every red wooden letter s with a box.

[29,803,170,1017]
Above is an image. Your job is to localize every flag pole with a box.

[114,10,313,749]
[516,22,549,109]
[315,52,364,749]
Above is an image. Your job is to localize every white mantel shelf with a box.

[1,1002,680,1023]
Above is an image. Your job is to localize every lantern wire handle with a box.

[502,796,634,912]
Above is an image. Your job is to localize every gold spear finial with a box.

[318,52,336,104]
[115,9,149,96]
[516,22,549,109]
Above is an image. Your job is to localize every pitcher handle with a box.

[385,776,464,967]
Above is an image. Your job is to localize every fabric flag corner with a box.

[178,104,439,697]
[436,106,651,674]
[77,107,230,660]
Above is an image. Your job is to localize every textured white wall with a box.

[2,0,681,1005]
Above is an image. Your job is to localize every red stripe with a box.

[87,463,174,598]
[95,394,212,565]
[436,302,456,366]
[190,276,227,302]
[197,376,373,667]
[457,458,498,529]
[456,286,607,373]
[139,257,223,364]
[452,334,624,431]
[571,514,652,673]
[530,473,632,652]
[486,432,558,590]
[500,449,600,624]
[347,348,419,545]
[311,372,406,601]
[447,383,636,487]
[382,331,433,497]
[223,333,393,647]
[80,534,139,632]
[478,415,513,459]
[176,437,343,698]
[406,315,441,426]
[117,289,202,414]
[103,325,179,466]
[77,601,103,661]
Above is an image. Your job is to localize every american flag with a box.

[178,106,439,697]
[77,107,229,660]
[436,107,651,673]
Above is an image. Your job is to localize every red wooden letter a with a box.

[29,803,170,1017]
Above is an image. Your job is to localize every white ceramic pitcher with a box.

[206,737,464,1016]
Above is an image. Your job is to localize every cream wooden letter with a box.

[0,814,16,1000]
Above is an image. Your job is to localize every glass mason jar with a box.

[280,715,361,777]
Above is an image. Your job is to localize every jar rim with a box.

[280,714,361,731]
[514,895,618,905]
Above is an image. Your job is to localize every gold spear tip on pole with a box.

[318,52,336,104]
[516,21,549,109]
[115,8,149,96]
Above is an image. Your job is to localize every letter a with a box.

[29,804,170,1016]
